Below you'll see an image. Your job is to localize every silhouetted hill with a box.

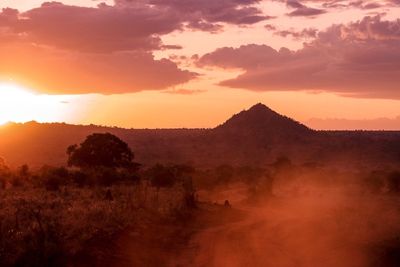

[215,103,313,142]
[217,103,311,134]
[0,103,400,169]
[208,104,316,165]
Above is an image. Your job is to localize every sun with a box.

[0,83,69,125]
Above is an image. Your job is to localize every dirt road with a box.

[172,187,400,267]
[102,185,400,267]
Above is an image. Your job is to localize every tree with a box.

[67,133,134,169]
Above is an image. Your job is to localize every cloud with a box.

[304,0,398,9]
[287,6,326,16]
[286,0,306,8]
[116,0,270,30]
[1,1,271,52]
[198,15,400,99]
[274,28,318,39]
[0,0,272,94]
[306,116,400,130]
[0,2,182,53]
[0,43,197,94]
[265,24,277,31]
[0,3,201,94]
[285,0,326,17]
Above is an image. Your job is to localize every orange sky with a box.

[0,0,399,129]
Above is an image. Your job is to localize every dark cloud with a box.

[198,15,400,99]
[286,0,306,8]
[304,0,398,9]
[287,6,327,16]
[115,0,270,30]
[0,2,181,53]
[284,0,327,17]
[274,28,318,39]
[265,24,277,31]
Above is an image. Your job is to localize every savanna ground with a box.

[1,135,400,267]
[179,184,400,267]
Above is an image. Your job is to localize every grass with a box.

[0,182,191,267]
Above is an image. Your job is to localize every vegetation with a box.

[0,134,197,266]
[1,126,400,266]
[67,133,135,169]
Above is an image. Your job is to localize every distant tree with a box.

[67,133,134,169]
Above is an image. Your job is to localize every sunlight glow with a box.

[0,83,70,125]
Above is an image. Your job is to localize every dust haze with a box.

[188,164,400,267]
[1,104,400,266]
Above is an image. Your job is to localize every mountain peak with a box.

[245,103,277,115]
[215,103,313,137]
[248,103,270,110]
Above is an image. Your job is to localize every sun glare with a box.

[0,83,69,125]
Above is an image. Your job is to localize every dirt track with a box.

[101,185,400,267]
[171,186,400,267]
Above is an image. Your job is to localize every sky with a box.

[0,0,399,129]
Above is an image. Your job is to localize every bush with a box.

[37,166,71,191]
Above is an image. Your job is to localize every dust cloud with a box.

[180,177,400,267]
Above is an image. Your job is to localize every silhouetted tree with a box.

[67,133,134,169]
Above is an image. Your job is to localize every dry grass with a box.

[0,182,190,266]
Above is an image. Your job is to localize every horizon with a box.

[1,1,400,129]
[1,102,400,131]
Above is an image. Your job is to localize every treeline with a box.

[0,162,196,204]
[191,156,400,198]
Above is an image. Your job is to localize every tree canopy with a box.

[67,133,134,169]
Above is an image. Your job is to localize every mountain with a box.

[218,103,310,132]
[0,103,400,168]
[215,103,313,140]
[206,103,317,165]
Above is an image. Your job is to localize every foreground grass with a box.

[0,183,191,267]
